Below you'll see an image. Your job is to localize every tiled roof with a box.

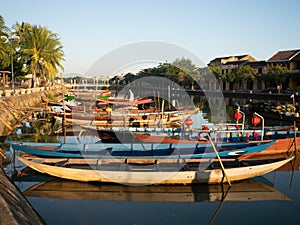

[209,54,256,65]
[211,54,248,61]
[267,50,300,62]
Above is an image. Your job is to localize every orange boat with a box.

[238,137,300,160]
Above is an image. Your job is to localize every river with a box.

[2,95,300,225]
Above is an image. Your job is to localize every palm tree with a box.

[14,23,64,87]
[0,15,10,67]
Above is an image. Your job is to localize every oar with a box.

[207,134,232,186]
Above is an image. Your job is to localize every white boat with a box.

[17,155,294,185]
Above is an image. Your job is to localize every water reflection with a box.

[197,96,298,127]
[23,178,290,203]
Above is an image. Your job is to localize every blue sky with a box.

[1,0,300,76]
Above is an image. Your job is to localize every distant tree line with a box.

[109,57,201,89]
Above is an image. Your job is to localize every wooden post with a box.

[290,93,298,188]
[157,90,160,112]
[61,73,66,143]
[291,94,298,153]
[153,89,157,112]
[161,100,165,128]
[168,85,171,109]
[207,134,232,186]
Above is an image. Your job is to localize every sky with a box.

[1,0,300,77]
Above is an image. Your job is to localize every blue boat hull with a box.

[11,141,274,159]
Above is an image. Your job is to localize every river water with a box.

[2,96,300,225]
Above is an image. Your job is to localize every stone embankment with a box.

[0,169,46,225]
[0,86,63,225]
[0,86,62,137]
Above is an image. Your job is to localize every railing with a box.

[193,120,265,142]
[0,86,62,97]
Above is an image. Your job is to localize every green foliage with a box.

[265,64,290,85]
[225,71,236,82]
[172,57,200,80]
[209,64,222,79]
[0,15,65,87]
[0,15,10,67]
[129,57,200,88]
[15,22,65,86]
[234,65,256,81]
[121,73,135,84]
[209,64,256,83]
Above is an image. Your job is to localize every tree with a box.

[208,64,222,80]
[121,72,136,84]
[0,15,10,68]
[236,65,256,81]
[264,64,290,90]
[14,22,64,87]
[224,65,256,84]
[125,58,200,88]
[173,57,200,81]
[224,70,236,83]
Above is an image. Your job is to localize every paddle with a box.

[207,134,232,186]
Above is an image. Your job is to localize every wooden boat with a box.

[53,110,188,127]
[0,147,7,165]
[82,125,270,144]
[96,97,154,106]
[54,115,182,127]
[10,140,274,159]
[82,126,183,143]
[23,178,291,202]
[17,155,294,185]
[238,137,300,160]
[52,105,199,127]
[72,90,113,100]
[65,97,156,114]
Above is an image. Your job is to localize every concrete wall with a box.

[0,87,62,136]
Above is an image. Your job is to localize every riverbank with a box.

[0,86,62,225]
[0,86,62,136]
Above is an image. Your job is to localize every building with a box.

[208,54,266,91]
[266,49,300,91]
[208,54,256,66]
